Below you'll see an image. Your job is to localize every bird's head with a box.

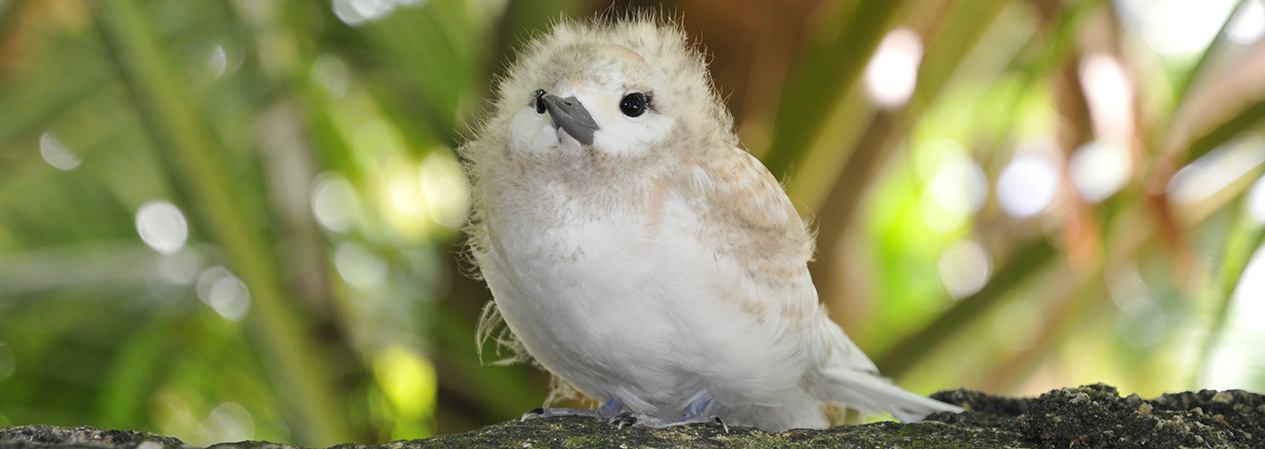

[487,18,736,160]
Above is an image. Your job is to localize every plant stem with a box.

[94,2,353,445]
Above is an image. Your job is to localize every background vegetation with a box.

[1,0,1264,445]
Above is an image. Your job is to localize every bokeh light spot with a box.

[1169,134,1265,204]
[1070,141,1131,203]
[136,201,190,255]
[205,403,255,443]
[195,266,251,321]
[1079,53,1134,154]
[1228,0,1265,45]
[1201,248,1265,389]
[203,45,227,83]
[1204,343,1257,389]
[1080,54,1133,132]
[998,153,1060,218]
[1247,174,1265,224]
[419,152,469,229]
[864,28,923,109]
[376,162,433,237]
[333,0,384,26]
[332,0,428,26]
[334,241,388,289]
[1142,0,1238,57]
[311,173,359,233]
[374,346,437,418]
[39,131,81,171]
[920,153,987,233]
[389,169,427,219]
[1231,248,1265,330]
[938,240,992,299]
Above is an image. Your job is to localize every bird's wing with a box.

[685,148,966,423]
[684,147,820,320]
[687,147,812,271]
[687,147,880,372]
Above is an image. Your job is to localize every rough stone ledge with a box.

[2,384,1262,448]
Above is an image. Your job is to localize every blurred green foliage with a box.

[1,0,1264,446]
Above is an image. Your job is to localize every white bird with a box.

[459,16,964,432]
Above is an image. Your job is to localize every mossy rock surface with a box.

[2,384,1262,448]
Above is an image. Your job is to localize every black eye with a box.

[534,89,547,114]
[620,92,648,117]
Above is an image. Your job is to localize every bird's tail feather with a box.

[815,366,965,422]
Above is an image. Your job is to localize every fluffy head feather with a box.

[495,16,735,151]
[461,15,740,269]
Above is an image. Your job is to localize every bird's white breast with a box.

[478,179,809,417]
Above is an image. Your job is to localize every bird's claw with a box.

[617,412,725,430]
[519,407,546,422]
[521,396,725,431]
[608,412,639,429]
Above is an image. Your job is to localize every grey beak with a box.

[539,92,599,146]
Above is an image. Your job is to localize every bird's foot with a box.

[611,412,726,430]
[613,391,727,431]
[520,398,623,422]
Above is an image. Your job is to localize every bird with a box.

[458,15,965,432]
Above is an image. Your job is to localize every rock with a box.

[2,385,1262,449]
[1018,384,1261,448]
[0,426,192,449]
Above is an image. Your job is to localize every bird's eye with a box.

[534,89,547,114]
[620,92,648,117]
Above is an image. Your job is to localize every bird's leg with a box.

[614,391,724,429]
[520,398,624,421]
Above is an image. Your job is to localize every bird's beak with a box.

[539,93,599,146]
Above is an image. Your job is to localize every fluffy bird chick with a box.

[460,17,964,431]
